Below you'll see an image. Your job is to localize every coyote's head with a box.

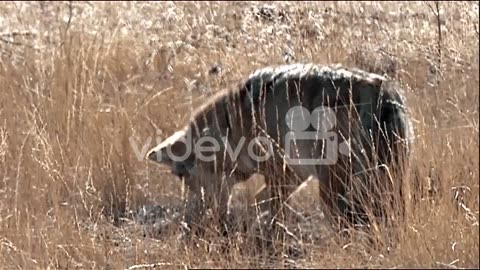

[146,124,231,192]
[147,128,196,178]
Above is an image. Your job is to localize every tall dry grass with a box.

[0,1,478,268]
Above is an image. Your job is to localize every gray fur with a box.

[147,63,414,227]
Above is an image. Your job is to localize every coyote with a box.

[147,63,413,233]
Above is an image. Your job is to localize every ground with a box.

[0,1,478,269]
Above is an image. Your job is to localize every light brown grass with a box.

[0,1,478,269]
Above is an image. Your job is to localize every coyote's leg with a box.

[259,167,303,254]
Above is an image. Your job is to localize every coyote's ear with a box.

[200,127,224,142]
[200,127,215,137]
